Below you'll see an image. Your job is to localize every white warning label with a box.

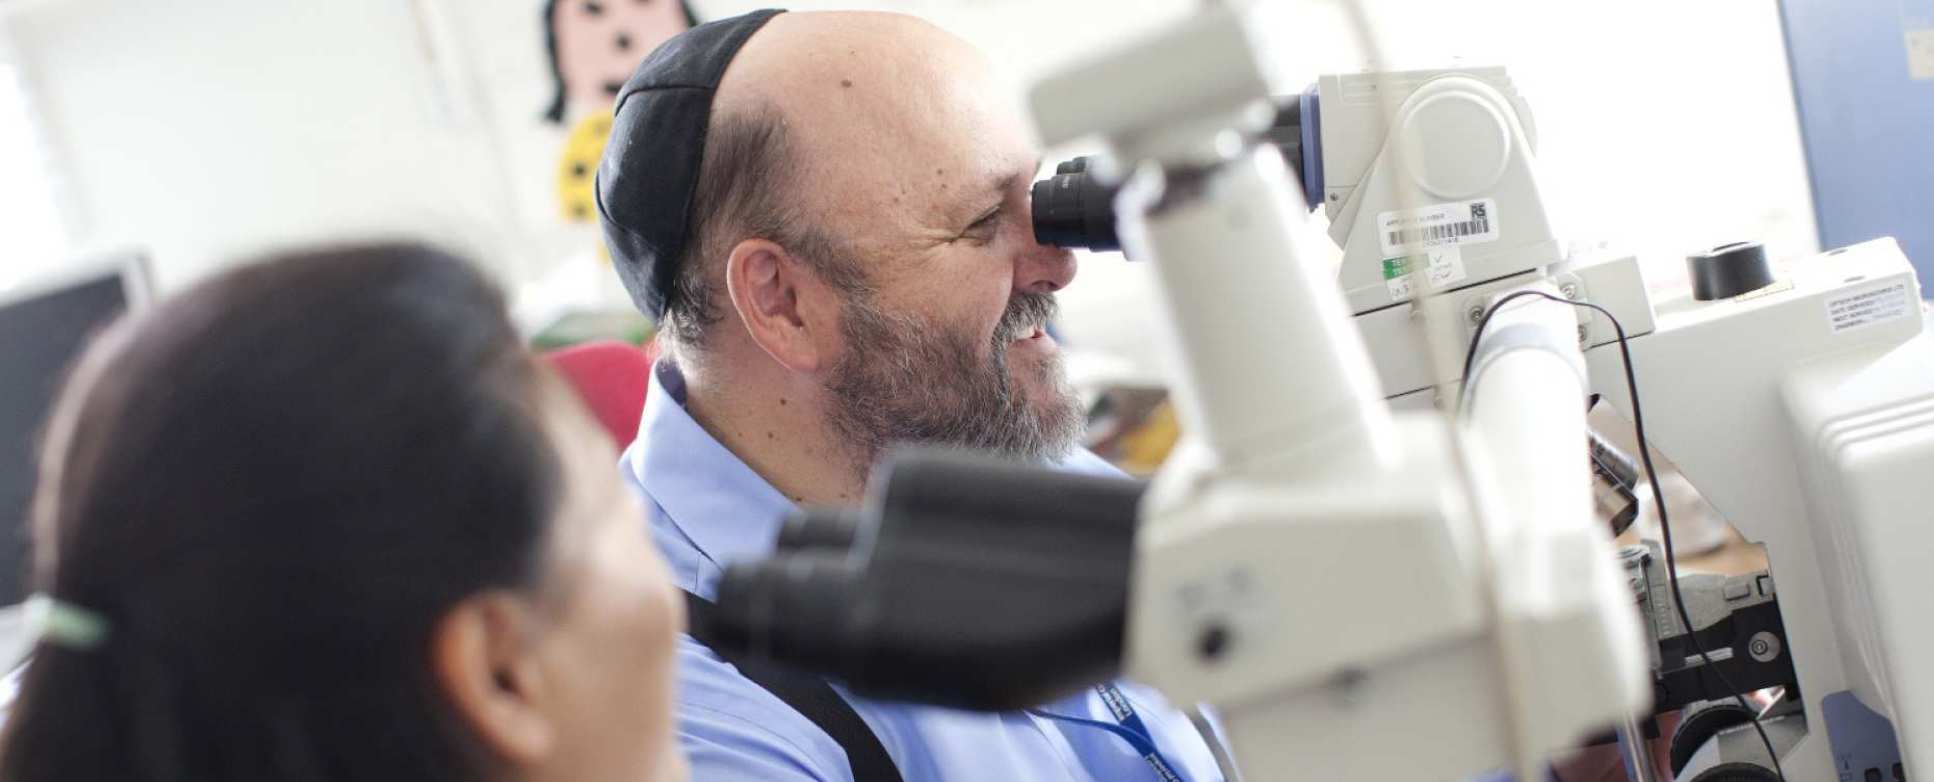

[1825,281,1913,334]
[1909,28,1934,80]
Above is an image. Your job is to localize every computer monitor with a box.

[0,253,151,612]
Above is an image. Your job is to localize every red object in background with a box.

[546,339,658,445]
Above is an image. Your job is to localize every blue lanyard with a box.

[1030,684,1188,782]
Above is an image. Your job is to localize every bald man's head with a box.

[656,11,1036,353]
[621,9,1082,469]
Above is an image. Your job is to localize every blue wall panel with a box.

[1781,0,1934,283]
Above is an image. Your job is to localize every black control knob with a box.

[1688,241,1776,301]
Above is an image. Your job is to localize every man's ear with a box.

[723,238,843,373]
[431,593,556,764]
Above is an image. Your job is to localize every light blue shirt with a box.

[622,361,1226,782]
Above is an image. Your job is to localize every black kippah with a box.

[596,9,787,321]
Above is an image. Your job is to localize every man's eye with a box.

[964,208,1002,239]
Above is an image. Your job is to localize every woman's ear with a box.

[724,238,845,374]
[431,593,557,763]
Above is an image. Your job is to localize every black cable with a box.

[1458,289,1787,781]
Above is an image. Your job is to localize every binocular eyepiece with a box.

[1029,91,1325,253]
[1030,157,1124,252]
[706,449,1148,711]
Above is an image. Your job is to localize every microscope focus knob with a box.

[1687,241,1776,301]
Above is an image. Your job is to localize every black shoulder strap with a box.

[682,591,904,782]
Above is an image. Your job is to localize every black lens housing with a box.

[1030,91,1325,253]
[1030,164,1122,252]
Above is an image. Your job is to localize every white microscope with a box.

[705,4,1934,780]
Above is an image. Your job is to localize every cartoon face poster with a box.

[544,0,696,223]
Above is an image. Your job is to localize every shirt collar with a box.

[631,361,796,574]
[628,360,1126,577]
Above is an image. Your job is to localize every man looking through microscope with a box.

[597,8,1225,782]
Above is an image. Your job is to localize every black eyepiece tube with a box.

[707,552,864,674]
[775,508,863,552]
[1029,92,1323,253]
[711,449,1145,712]
[1030,159,1121,252]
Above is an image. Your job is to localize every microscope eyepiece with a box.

[1029,90,1325,253]
[707,449,1147,711]
[709,552,863,672]
[1030,160,1122,253]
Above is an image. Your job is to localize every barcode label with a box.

[1385,210,1487,248]
[1377,199,1501,256]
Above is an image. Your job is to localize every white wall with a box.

[4,0,547,292]
[0,29,71,292]
[3,0,1816,371]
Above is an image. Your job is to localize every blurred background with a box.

[1,0,1928,459]
[0,0,1823,329]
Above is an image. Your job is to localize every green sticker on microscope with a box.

[1382,257,1412,280]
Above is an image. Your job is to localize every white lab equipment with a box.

[702,4,1933,781]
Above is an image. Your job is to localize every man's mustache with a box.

[995,292,1058,343]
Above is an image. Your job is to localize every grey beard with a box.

[822,289,1083,480]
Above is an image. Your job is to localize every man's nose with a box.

[1014,237,1077,294]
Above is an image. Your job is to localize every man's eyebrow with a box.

[989,156,1043,196]
[932,163,1036,233]
[990,169,1026,198]
[956,170,1023,221]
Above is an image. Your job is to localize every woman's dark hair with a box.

[0,244,565,780]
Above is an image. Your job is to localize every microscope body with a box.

[1303,32,1934,782]
[1032,8,1648,779]
[1315,67,1560,317]
[1037,7,1934,777]
[1588,240,1933,779]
